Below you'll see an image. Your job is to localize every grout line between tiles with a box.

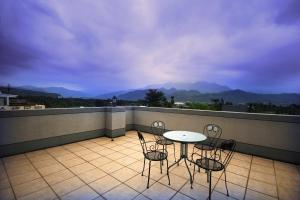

[1,159,18,200]
[243,154,253,200]
[24,153,60,200]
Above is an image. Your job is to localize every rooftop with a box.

[1,131,299,200]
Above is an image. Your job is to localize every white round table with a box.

[163,131,207,188]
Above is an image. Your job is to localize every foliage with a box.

[144,89,167,107]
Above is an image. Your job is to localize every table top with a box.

[163,131,207,143]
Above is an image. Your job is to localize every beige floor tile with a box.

[171,192,194,200]
[13,178,48,198]
[112,145,128,152]
[0,187,15,200]
[61,185,99,200]
[0,178,10,190]
[133,194,150,200]
[79,142,99,149]
[32,159,59,169]
[89,175,121,194]
[232,153,252,163]
[146,166,166,181]
[252,156,274,168]
[69,163,95,175]
[245,189,277,200]
[10,170,41,186]
[127,160,147,173]
[48,149,70,158]
[80,152,101,161]
[116,156,137,166]
[278,185,300,200]
[55,153,78,162]
[179,182,209,200]
[28,154,53,163]
[97,148,116,156]
[211,191,236,199]
[89,157,112,167]
[108,152,126,160]
[51,176,85,197]
[159,174,187,191]
[18,187,56,200]
[111,167,138,182]
[274,161,299,172]
[170,165,192,180]
[38,163,66,176]
[77,168,106,183]
[221,171,248,187]
[227,165,249,177]
[143,182,176,200]
[121,149,137,155]
[214,181,245,200]
[103,184,139,200]
[60,158,86,168]
[193,171,219,188]
[74,149,94,157]
[125,174,155,193]
[251,164,275,175]
[230,159,251,169]
[249,170,276,185]
[103,143,118,149]
[128,152,144,160]
[44,169,74,185]
[247,179,277,197]
[100,162,124,174]
[6,164,35,177]
[89,146,107,153]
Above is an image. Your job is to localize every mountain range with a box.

[1,81,299,105]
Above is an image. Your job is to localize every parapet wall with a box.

[0,106,299,164]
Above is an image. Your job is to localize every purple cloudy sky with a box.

[0,0,300,94]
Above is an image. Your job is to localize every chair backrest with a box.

[137,131,147,154]
[151,121,165,141]
[203,124,222,147]
[218,139,236,167]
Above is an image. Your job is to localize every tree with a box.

[145,89,167,107]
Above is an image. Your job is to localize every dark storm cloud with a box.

[0,0,299,93]
[275,0,300,25]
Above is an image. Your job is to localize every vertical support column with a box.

[105,107,126,139]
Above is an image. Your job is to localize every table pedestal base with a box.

[168,143,194,188]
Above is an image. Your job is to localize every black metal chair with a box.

[192,139,236,200]
[151,121,176,162]
[192,124,222,165]
[137,131,170,188]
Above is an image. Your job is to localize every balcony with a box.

[0,107,299,199]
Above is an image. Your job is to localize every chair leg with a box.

[192,163,196,185]
[208,170,212,200]
[160,160,162,174]
[147,161,151,189]
[224,169,229,196]
[166,159,170,185]
[173,143,176,162]
[142,158,146,176]
[190,147,195,166]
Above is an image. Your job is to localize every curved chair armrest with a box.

[191,152,204,163]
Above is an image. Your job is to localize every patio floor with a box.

[0,131,299,200]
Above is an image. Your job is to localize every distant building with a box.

[0,91,45,111]
[0,92,18,106]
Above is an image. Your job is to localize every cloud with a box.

[0,0,299,93]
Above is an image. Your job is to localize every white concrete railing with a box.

[0,106,299,163]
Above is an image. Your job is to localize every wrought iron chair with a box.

[192,124,222,165]
[191,139,236,200]
[151,121,176,162]
[137,131,170,188]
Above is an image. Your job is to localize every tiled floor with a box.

[0,131,299,200]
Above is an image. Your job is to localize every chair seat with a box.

[195,158,224,171]
[156,139,173,145]
[145,151,167,161]
[194,143,215,151]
